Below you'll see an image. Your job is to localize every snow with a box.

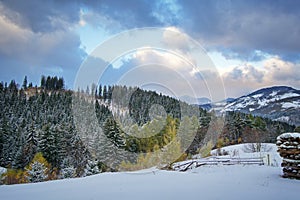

[224,91,300,112]
[279,92,300,99]
[210,143,282,166]
[283,158,300,163]
[257,98,268,107]
[0,167,6,176]
[0,165,299,200]
[282,102,300,109]
[252,93,264,98]
[277,132,300,140]
[0,143,299,200]
[275,116,290,123]
[270,91,277,97]
[249,108,255,112]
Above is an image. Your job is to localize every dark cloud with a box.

[2,0,300,61]
[0,0,170,87]
[0,0,81,32]
[83,0,161,28]
[82,0,300,61]
[0,0,86,87]
[177,0,300,61]
[225,67,243,80]
[0,0,299,91]
[223,65,264,83]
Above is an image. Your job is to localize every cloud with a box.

[0,0,179,86]
[0,3,86,87]
[98,48,225,101]
[264,57,300,82]
[221,56,300,97]
[162,27,192,53]
[80,0,162,29]
[112,48,194,81]
[0,0,81,32]
[82,0,300,62]
[177,0,300,61]
[0,0,299,97]
[223,64,264,83]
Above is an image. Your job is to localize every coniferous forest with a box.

[0,76,295,184]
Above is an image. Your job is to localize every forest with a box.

[0,76,296,184]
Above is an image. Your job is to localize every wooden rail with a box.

[173,157,264,172]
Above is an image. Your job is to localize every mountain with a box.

[180,95,211,105]
[223,86,300,126]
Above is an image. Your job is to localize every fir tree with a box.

[26,153,50,183]
[26,161,48,183]
[22,76,27,90]
[60,157,76,179]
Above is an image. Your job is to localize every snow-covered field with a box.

[0,143,299,200]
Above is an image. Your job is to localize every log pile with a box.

[277,132,300,179]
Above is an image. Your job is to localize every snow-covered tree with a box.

[60,167,76,179]
[60,157,76,179]
[26,153,49,183]
[84,159,100,176]
[26,161,48,183]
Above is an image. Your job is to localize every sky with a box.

[0,0,299,99]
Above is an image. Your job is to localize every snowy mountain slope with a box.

[223,86,300,126]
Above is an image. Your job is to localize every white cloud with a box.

[110,48,225,101]
[162,27,191,53]
[264,57,300,82]
[0,13,32,56]
[221,56,300,97]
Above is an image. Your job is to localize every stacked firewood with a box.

[277,132,300,179]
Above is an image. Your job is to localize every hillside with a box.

[0,78,203,180]
[0,77,296,185]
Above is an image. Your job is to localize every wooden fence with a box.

[172,156,264,172]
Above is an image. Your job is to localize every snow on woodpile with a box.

[277,132,300,179]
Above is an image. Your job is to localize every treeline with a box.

[40,75,64,90]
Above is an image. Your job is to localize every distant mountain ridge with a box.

[181,86,300,126]
[223,86,300,126]
[179,95,211,105]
